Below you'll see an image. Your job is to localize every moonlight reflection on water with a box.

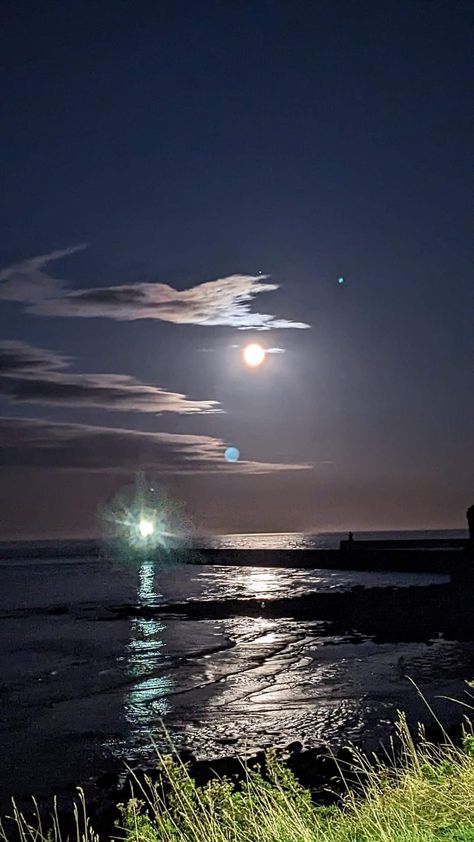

[121,559,173,757]
[0,554,470,810]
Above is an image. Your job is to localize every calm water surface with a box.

[0,530,471,809]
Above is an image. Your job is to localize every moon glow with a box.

[243,343,266,367]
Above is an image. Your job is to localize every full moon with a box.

[243,343,266,367]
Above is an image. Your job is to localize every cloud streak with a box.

[0,341,221,415]
[0,340,69,374]
[0,248,310,330]
[0,416,312,475]
[0,246,85,302]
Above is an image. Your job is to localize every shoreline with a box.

[1,547,472,834]
[4,713,471,841]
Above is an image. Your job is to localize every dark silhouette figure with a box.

[348,531,354,543]
[467,505,474,543]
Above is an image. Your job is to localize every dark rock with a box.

[97,771,120,790]
[178,749,197,764]
[286,740,303,753]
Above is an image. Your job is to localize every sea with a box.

[0,529,471,811]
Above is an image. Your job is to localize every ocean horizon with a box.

[0,527,468,556]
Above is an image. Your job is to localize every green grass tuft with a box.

[2,715,474,842]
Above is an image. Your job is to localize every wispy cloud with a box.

[0,248,310,330]
[31,274,310,330]
[0,341,221,415]
[0,246,86,302]
[200,345,286,354]
[0,340,69,373]
[0,416,313,474]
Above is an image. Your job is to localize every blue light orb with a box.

[225,446,240,463]
[338,276,345,284]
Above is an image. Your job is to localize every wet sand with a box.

[0,555,472,816]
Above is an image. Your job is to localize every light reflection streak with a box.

[123,558,174,751]
[237,569,285,598]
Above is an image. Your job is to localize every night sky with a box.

[0,1,472,539]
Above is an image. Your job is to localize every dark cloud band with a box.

[0,416,312,475]
[0,341,221,415]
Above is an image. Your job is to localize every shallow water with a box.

[0,547,472,810]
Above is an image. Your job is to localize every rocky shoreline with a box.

[104,579,473,643]
[14,714,463,841]
[5,580,471,642]
[2,566,472,838]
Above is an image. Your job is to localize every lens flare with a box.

[243,343,266,367]
[100,473,194,560]
[225,446,240,463]
[138,518,154,538]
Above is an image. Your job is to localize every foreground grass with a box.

[2,715,474,842]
